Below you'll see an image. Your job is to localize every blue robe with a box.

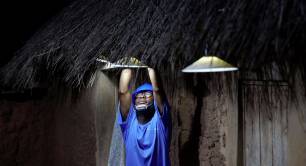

[117,83,171,166]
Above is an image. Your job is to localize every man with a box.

[117,68,171,166]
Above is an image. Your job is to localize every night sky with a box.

[1,0,75,67]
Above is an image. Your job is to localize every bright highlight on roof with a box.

[182,56,238,73]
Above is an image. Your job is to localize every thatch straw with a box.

[1,0,306,90]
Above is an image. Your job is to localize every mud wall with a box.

[0,85,97,166]
[0,98,54,166]
[93,71,239,166]
[1,70,305,166]
[93,72,118,166]
[52,88,97,166]
[164,73,238,166]
[288,73,306,166]
[288,107,306,166]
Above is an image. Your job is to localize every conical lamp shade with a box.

[182,56,238,73]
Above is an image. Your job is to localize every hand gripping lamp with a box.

[96,57,148,70]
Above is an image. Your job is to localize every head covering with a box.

[132,83,153,105]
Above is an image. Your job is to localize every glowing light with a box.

[96,57,148,70]
[182,56,238,73]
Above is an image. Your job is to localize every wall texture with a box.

[93,72,118,166]
[0,96,54,166]
[91,71,238,166]
[0,85,97,166]
[51,88,97,166]
[288,72,306,166]
[199,74,238,166]
[1,70,305,166]
[163,73,238,166]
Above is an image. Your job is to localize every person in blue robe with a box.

[117,68,171,166]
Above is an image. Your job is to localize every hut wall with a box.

[93,72,118,166]
[2,70,305,166]
[240,70,306,166]
[0,79,98,166]
[92,71,238,166]
[0,94,54,166]
[51,87,97,166]
[199,73,238,166]
[0,71,117,166]
[288,73,306,166]
[241,81,289,166]
[164,73,238,166]
[288,106,306,166]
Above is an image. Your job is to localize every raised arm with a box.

[147,68,164,114]
[119,69,132,120]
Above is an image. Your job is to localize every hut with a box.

[1,0,306,165]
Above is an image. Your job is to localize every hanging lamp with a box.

[182,43,238,73]
[182,55,238,73]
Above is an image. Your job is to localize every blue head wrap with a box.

[132,83,153,105]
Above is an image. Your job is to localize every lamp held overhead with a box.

[96,57,148,70]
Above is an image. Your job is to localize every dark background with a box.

[1,0,75,67]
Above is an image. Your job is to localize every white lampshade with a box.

[182,56,238,73]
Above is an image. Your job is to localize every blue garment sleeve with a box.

[117,103,133,141]
[156,100,171,128]
[156,100,172,148]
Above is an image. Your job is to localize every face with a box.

[135,91,153,107]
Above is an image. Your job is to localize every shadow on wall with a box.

[179,75,210,166]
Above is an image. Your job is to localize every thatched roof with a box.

[1,0,306,90]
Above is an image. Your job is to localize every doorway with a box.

[240,80,288,166]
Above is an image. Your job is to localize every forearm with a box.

[147,68,163,112]
[147,68,159,91]
[119,69,132,94]
[119,69,132,119]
